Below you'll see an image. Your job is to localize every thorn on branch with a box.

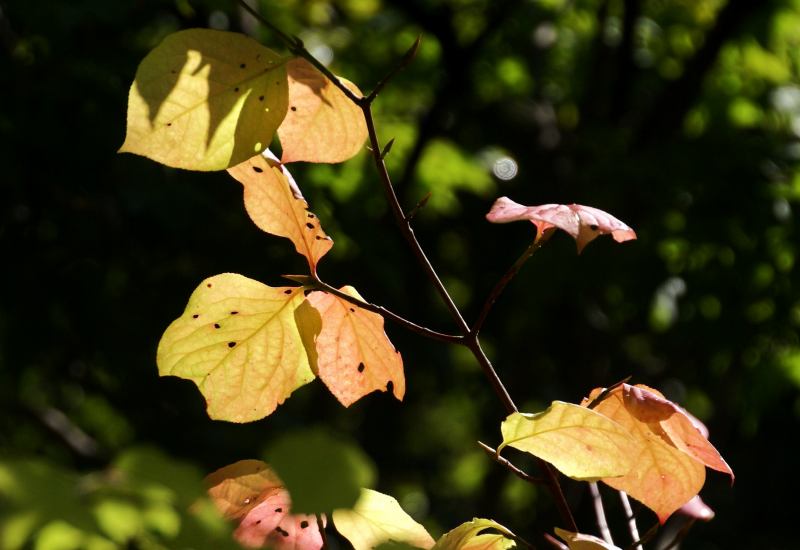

[405,192,431,221]
[380,138,395,160]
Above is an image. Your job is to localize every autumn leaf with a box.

[583,384,732,522]
[227,152,333,273]
[432,519,516,550]
[332,489,435,550]
[120,29,289,171]
[205,460,324,550]
[157,273,314,422]
[553,528,622,550]
[278,58,367,164]
[486,197,636,253]
[497,402,634,481]
[302,286,405,407]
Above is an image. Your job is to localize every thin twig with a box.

[619,491,641,549]
[316,514,328,550]
[589,482,613,544]
[627,522,659,550]
[543,533,567,550]
[366,35,421,103]
[310,277,463,345]
[471,233,552,336]
[585,375,632,409]
[660,518,696,550]
[478,441,545,484]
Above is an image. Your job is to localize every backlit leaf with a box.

[303,287,405,407]
[227,151,333,273]
[332,489,435,550]
[497,402,634,481]
[120,29,289,171]
[205,460,324,550]
[553,528,622,550]
[486,197,636,253]
[582,384,727,522]
[278,58,367,164]
[432,519,516,550]
[157,273,314,422]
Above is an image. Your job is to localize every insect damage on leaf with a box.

[486,197,636,253]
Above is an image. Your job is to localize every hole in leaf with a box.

[253,166,263,173]
[274,508,282,513]
[284,289,292,295]
[300,521,309,529]
[192,314,199,319]
[228,342,236,348]
[214,323,221,329]
[307,213,315,218]
[305,223,314,229]
[357,363,365,373]
[386,381,394,392]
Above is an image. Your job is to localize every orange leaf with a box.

[584,384,732,523]
[228,152,333,273]
[206,460,325,550]
[302,286,405,407]
[278,58,367,164]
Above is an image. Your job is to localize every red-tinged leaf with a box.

[301,287,405,406]
[553,528,622,550]
[227,152,333,273]
[278,58,367,164]
[157,274,314,422]
[205,460,325,550]
[677,495,715,521]
[582,386,711,523]
[486,197,636,253]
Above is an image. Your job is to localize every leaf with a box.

[553,528,622,550]
[278,58,367,164]
[302,287,405,406]
[332,489,435,550]
[432,519,516,550]
[156,273,314,422]
[486,197,636,253]
[677,495,715,521]
[582,384,729,522]
[266,429,376,514]
[497,402,634,481]
[227,151,333,273]
[120,29,289,171]
[205,460,325,550]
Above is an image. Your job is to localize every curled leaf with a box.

[498,402,634,481]
[278,58,367,164]
[432,519,516,550]
[120,29,289,170]
[486,197,636,253]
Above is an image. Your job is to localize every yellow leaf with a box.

[553,528,622,550]
[278,58,367,164]
[227,152,333,273]
[332,489,435,550]
[497,402,634,481]
[586,387,706,523]
[432,519,516,550]
[157,273,314,422]
[302,287,405,406]
[120,29,289,171]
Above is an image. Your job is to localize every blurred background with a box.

[2,0,799,548]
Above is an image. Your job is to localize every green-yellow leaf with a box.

[157,273,314,422]
[554,528,622,550]
[332,489,435,550]
[278,58,367,164]
[227,152,333,273]
[120,29,289,171]
[432,519,516,550]
[497,402,634,481]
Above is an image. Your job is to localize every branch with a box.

[585,375,631,410]
[589,482,613,545]
[316,514,329,550]
[627,522,659,550]
[478,441,545,484]
[543,533,567,550]
[619,491,641,550]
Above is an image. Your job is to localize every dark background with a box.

[2,0,799,548]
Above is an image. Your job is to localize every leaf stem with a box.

[589,482,613,544]
[620,491,642,549]
[310,277,463,345]
[478,441,545,484]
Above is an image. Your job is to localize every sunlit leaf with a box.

[302,286,405,406]
[205,460,324,550]
[120,29,289,170]
[432,519,516,550]
[278,58,367,164]
[582,384,730,522]
[332,489,434,550]
[227,151,333,272]
[157,273,314,422]
[486,197,636,252]
[553,528,622,550]
[497,402,634,481]
[266,429,376,514]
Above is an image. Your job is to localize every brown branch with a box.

[585,375,631,409]
[478,441,545,484]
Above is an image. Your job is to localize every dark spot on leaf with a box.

[386,381,394,392]
[228,342,236,348]
[307,213,315,218]
[274,508,282,513]
[207,283,213,288]
[256,520,262,525]
[240,63,246,68]
[590,224,599,231]
[166,122,172,127]
[291,106,297,111]
[259,95,264,101]
[305,223,314,229]
[300,521,309,529]
[349,308,355,312]
[284,289,292,294]
[358,363,365,373]
[214,323,220,329]
[253,166,263,173]
[315,236,321,240]
[192,314,199,319]
[234,87,240,92]
[231,311,239,315]
[282,530,290,537]
[171,69,176,74]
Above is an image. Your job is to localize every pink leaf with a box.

[486,197,636,253]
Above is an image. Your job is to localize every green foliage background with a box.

[1,0,799,547]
